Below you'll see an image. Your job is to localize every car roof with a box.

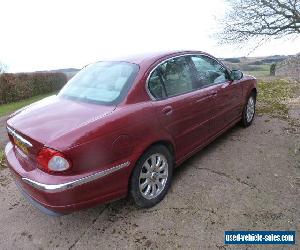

[97,50,211,67]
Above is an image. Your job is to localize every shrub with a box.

[0,72,67,104]
[270,64,276,76]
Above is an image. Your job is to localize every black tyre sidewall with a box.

[130,145,173,208]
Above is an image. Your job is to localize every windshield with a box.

[58,61,139,105]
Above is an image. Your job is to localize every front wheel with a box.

[241,93,256,127]
[130,145,173,208]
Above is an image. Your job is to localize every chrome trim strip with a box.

[6,127,33,148]
[145,52,231,101]
[22,161,130,193]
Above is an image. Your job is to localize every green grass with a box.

[256,79,297,119]
[244,70,270,78]
[0,92,56,117]
[0,150,5,170]
[244,64,271,78]
[256,64,271,71]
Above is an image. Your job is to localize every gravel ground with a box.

[0,113,299,249]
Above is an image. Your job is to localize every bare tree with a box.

[218,0,300,44]
[0,61,8,74]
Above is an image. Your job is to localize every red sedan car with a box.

[5,51,257,215]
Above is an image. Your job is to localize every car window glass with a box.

[190,56,228,88]
[59,61,138,105]
[148,69,166,99]
[159,57,194,97]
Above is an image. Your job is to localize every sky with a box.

[0,0,299,72]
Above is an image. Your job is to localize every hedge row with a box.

[0,72,67,104]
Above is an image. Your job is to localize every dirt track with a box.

[0,113,299,249]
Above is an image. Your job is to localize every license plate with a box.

[14,137,29,155]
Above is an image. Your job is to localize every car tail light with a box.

[37,147,71,173]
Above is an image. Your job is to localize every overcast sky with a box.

[1,0,299,72]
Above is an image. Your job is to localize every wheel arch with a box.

[133,139,176,168]
[128,139,175,192]
[149,140,174,157]
[251,87,257,98]
[244,87,257,106]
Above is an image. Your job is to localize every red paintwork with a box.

[5,51,257,213]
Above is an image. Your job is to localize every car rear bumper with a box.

[5,142,132,214]
[15,181,64,216]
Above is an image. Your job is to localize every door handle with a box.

[162,106,173,115]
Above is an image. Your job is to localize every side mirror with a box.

[229,69,243,80]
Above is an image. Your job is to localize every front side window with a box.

[148,56,194,99]
[190,56,228,88]
[59,61,139,105]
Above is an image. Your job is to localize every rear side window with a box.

[148,69,166,100]
[148,56,194,99]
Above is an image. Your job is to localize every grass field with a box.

[0,150,5,170]
[244,70,270,77]
[257,79,298,119]
[243,64,271,78]
[222,58,272,78]
[0,92,56,117]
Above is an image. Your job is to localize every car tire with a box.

[130,144,173,208]
[241,92,256,127]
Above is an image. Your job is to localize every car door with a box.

[212,77,244,132]
[189,55,243,136]
[147,56,213,159]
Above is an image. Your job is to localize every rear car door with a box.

[189,55,243,135]
[147,56,213,159]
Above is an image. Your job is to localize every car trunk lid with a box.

[7,95,115,157]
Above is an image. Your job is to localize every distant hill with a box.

[220,55,289,68]
[220,55,293,77]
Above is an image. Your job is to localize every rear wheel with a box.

[241,93,256,127]
[130,145,173,208]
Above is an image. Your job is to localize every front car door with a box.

[189,55,243,135]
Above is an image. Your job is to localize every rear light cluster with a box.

[37,147,71,173]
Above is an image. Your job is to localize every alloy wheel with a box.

[246,96,255,123]
[138,153,168,200]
